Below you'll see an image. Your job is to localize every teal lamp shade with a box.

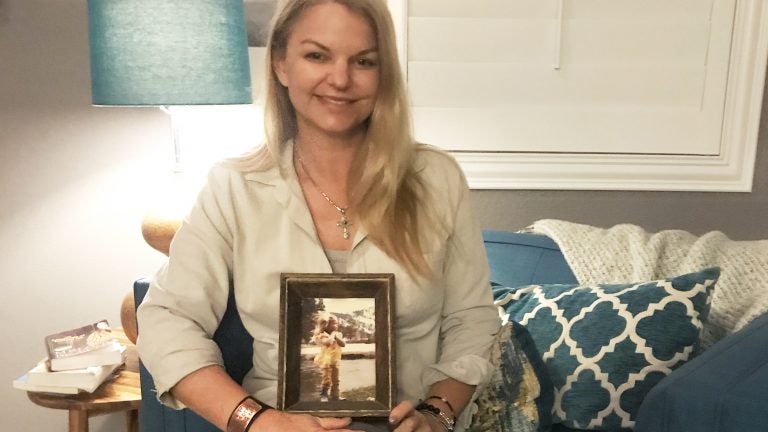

[87,0,252,106]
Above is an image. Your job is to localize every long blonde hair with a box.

[313,312,337,336]
[233,0,433,278]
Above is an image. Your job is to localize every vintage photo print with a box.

[300,297,377,403]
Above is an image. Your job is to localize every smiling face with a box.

[273,2,380,142]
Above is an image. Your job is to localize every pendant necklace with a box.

[296,151,352,240]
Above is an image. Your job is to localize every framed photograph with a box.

[278,273,396,418]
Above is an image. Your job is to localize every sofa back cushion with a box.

[483,230,577,287]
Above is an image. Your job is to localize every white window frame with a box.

[387,0,768,191]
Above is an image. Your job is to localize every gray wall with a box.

[1,1,767,431]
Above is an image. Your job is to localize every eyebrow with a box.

[299,39,378,56]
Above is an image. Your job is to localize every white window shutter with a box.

[388,0,768,191]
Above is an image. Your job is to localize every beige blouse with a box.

[136,142,500,430]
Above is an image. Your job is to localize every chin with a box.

[298,112,370,139]
[318,121,368,138]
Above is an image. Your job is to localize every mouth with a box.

[318,95,355,105]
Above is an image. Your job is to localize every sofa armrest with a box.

[635,312,768,432]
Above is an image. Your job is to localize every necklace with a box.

[295,152,352,240]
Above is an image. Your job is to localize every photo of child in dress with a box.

[299,297,377,403]
[312,312,346,402]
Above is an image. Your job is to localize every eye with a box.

[355,56,378,69]
[305,51,327,62]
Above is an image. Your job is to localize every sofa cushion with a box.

[493,267,720,431]
[483,230,577,287]
[634,311,768,432]
[470,321,554,432]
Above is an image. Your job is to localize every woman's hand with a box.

[388,400,442,432]
[250,409,356,431]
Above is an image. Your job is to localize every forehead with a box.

[288,2,376,48]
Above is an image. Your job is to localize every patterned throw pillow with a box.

[493,267,719,431]
[470,321,554,432]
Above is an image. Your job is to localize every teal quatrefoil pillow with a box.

[492,267,720,431]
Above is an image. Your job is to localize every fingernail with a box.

[388,416,397,424]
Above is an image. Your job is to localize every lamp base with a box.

[123,213,183,344]
[120,292,139,344]
[141,213,182,256]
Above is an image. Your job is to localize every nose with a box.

[327,60,351,89]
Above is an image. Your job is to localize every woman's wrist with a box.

[424,395,456,418]
[416,400,455,432]
[226,396,273,432]
[248,407,280,431]
[422,412,446,432]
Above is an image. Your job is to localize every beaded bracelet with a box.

[416,401,455,432]
[425,395,456,417]
[226,396,272,432]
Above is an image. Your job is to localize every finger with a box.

[388,400,415,426]
[316,416,352,429]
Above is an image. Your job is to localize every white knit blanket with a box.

[531,219,768,348]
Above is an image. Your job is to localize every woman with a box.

[137,0,500,431]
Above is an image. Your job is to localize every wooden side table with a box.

[26,328,141,432]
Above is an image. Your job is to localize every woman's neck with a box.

[294,133,362,184]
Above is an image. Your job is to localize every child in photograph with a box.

[312,313,346,402]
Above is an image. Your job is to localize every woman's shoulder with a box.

[207,161,240,180]
[206,157,281,188]
[198,162,246,195]
[413,144,467,187]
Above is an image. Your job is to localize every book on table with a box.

[48,340,127,371]
[43,319,126,371]
[16,361,121,393]
[13,374,80,395]
[11,319,128,394]
[44,319,115,359]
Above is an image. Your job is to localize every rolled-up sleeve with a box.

[421,162,500,392]
[136,165,236,408]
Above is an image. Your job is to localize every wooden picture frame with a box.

[278,273,396,418]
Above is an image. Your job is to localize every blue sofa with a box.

[134,230,768,432]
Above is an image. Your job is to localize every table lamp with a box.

[89,0,251,106]
[87,0,253,342]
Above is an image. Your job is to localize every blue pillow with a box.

[493,267,719,431]
[470,321,553,432]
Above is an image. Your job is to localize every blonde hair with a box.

[232,0,434,278]
[313,312,337,335]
